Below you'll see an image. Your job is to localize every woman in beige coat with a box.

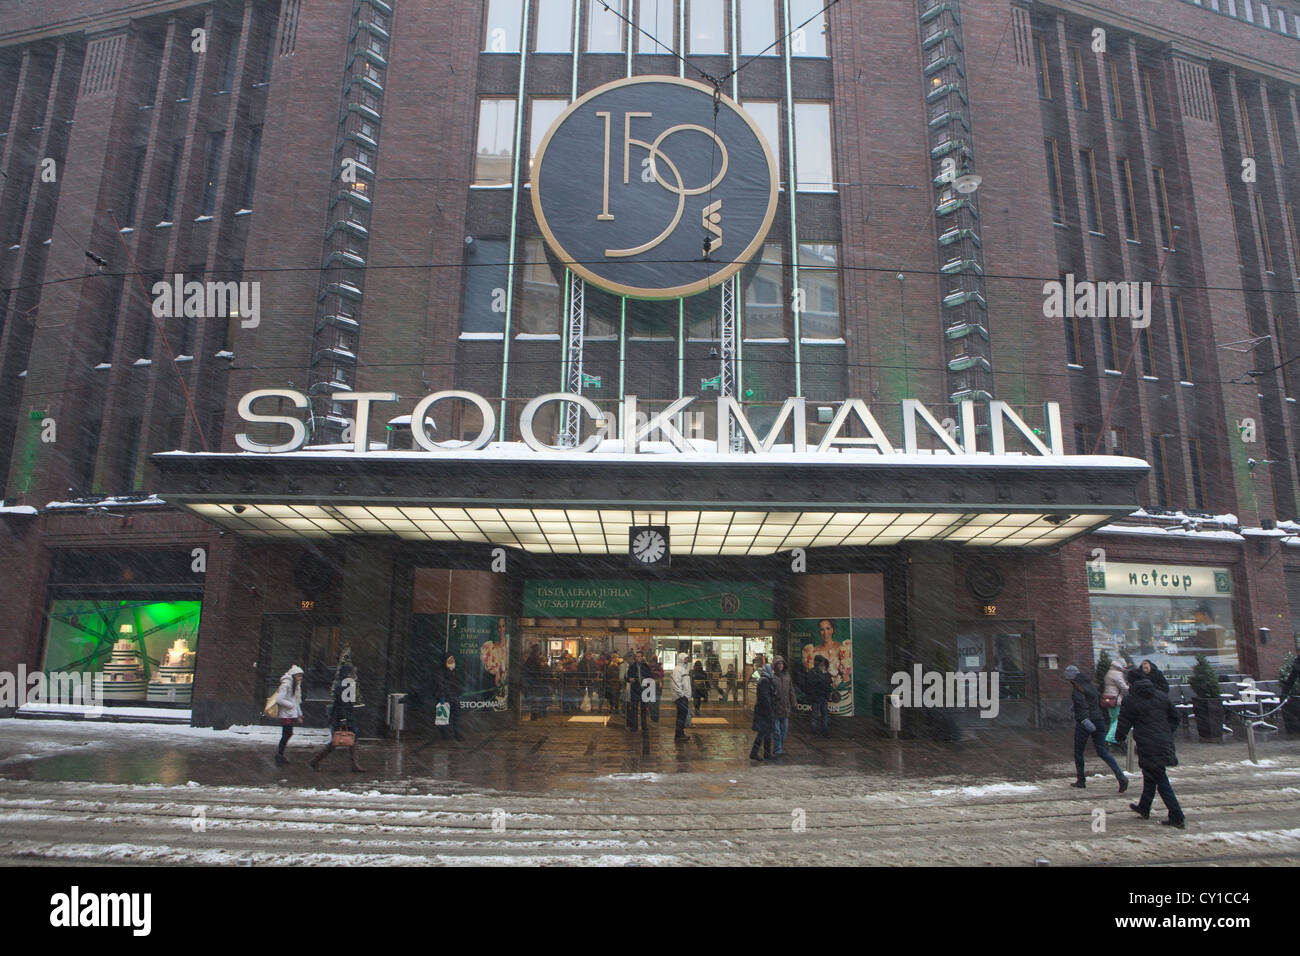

[1103,657,1129,744]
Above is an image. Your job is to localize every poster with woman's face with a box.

[791,617,855,716]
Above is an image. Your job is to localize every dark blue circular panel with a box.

[531,77,778,299]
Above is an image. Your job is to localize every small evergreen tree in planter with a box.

[1279,652,1300,736]
[1094,649,1112,693]
[1189,653,1224,741]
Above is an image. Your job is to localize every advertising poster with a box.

[446,614,510,712]
[790,617,886,717]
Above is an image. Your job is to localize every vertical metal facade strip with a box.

[782,0,802,396]
[499,0,532,440]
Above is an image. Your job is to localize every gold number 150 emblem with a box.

[594,110,728,258]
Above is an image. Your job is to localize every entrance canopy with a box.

[155,447,1148,553]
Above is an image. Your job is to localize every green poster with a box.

[789,617,885,718]
[442,614,510,711]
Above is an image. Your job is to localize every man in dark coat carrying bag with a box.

[1116,667,1186,829]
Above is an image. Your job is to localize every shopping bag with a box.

[435,700,451,726]
[263,692,279,718]
[332,729,356,747]
[580,690,592,712]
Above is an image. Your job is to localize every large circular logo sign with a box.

[531,76,779,299]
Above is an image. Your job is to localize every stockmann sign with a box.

[235,389,1067,457]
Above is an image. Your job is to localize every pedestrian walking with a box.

[524,644,547,720]
[770,655,797,757]
[724,664,737,703]
[273,664,304,766]
[749,661,776,761]
[1063,664,1128,791]
[1103,656,1129,744]
[1139,658,1170,695]
[577,649,597,712]
[672,653,692,740]
[603,652,623,714]
[1116,666,1186,829]
[808,654,833,737]
[626,649,654,730]
[691,660,708,715]
[433,654,463,741]
[309,651,364,772]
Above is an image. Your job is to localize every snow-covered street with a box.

[2,718,1298,865]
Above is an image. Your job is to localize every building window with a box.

[121,145,148,227]
[462,239,509,334]
[1140,67,1158,129]
[743,242,784,339]
[217,38,239,92]
[739,0,777,55]
[629,298,677,340]
[484,0,524,51]
[160,140,183,221]
[1045,139,1064,225]
[745,100,781,171]
[1188,438,1207,509]
[1274,312,1294,396]
[1074,423,1090,455]
[1064,308,1082,366]
[688,0,726,54]
[1138,325,1155,377]
[1150,435,1171,507]
[198,130,225,216]
[520,237,562,334]
[1239,94,1255,155]
[789,0,829,56]
[637,0,675,54]
[240,126,262,209]
[101,278,125,365]
[1069,45,1087,109]
[474,98,516,186]
[1255,192,1275,273]
[588,0,626,51]
[1286,203,1300,272]
[1269,100,1287,167]
[1033,32,1051,99]
[179,50,197,101]
[1080,148,1103,233]
[1171,295,1192,381]
[1118,157,1139,241]
[1108,426,1128,456]
[529,97,567,167]
[1153,166,1173,249]
[794,102,834,191]
[797,242,840,339]
[1108,59,1123,119]
[1100,312,1120,371]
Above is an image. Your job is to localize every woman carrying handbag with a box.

[310,649,364,773]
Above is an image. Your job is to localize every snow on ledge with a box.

[0,504,38,515]
[1093,525,1244,542]
[44,494,168,510]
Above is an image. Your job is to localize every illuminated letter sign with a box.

[531,77,779,298]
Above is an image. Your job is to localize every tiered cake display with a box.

[147,638,196,703]
[94,639,147,700]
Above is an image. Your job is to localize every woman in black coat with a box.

[691,661,708,715]
[433,654,463,740]
[749,663,776,761]
[1116,669,1185,828]
[1139,659,1170,694]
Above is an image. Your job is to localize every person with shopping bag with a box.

[433,653,463,741]
[270,664,304,766]
[309,650,364,772]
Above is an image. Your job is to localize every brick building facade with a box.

[0,0,1297,734]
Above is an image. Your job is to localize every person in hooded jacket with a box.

[1063,664,1128,791]
[1103,657,1129,744]
[750,662,776,761]
[770,655,798,757]
[672,654,692,740]
[273,664,304,766]
[603,652,623,714]
[807,654,834,737]
[310,653,364,772]
[1116,666,1185,828]
[626,649,654,730]
[433,654,464,740]
[1139,659,1171,695]
[691,660,708,715]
